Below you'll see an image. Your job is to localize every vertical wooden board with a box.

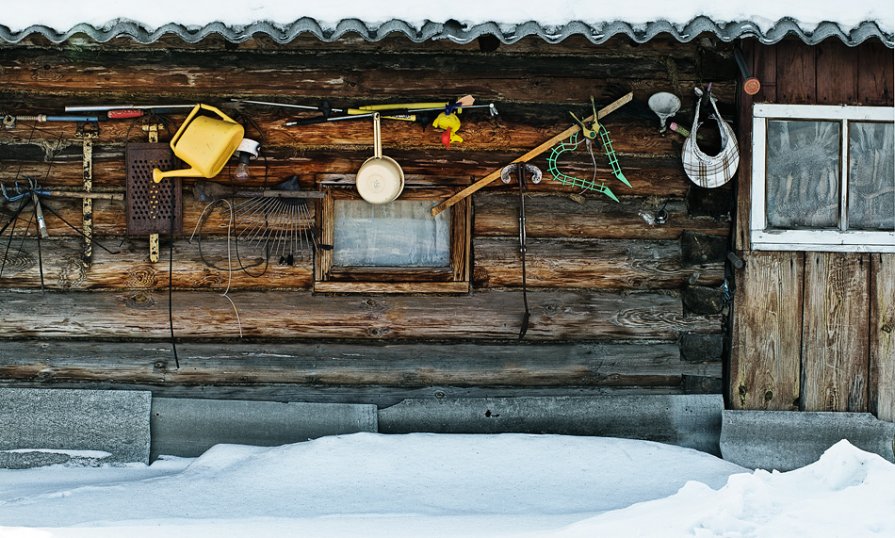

[801,253,870,412]
[857,41,894,106]
[735,41,757,252]
[730,251,803,410]
[870,254,895,421]
[815,40,858,105]
[775,40,817,104]
[752,41,777,103]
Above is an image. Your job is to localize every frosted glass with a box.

[766,120,841,229]
[848,122,895,231]
[333,200,451,267]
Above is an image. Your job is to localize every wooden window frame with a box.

[750,103,895,253]
[315,186,471,293]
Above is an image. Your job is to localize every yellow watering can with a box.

[152,104,245,183]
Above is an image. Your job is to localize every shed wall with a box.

[0,35,735,404]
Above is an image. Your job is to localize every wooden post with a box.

[75,123,99,263]
[430,92,633,216]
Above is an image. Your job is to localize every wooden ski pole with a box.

[431,92,632,217]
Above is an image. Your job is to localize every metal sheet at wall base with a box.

[150,398,378,460]
[720,410,895,471]
[378,394,723,456]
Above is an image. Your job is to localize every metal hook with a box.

[500,163,542,185]
[655,200,669,224]
[590,96,600,133]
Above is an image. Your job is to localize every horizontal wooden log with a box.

[0,44,735,105]
[0,341,720,387]
[0,238,312,290]
[0,86,735,154]
[0,237,724,292]
[473,237,724,289]
[474,193,730,240]
[0,339,721,405]
[0,149,694,197]
[0,380,706,407]
[3,192,729,243]
[0,289,720,340]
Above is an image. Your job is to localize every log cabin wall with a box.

[731,38,895,420]
[0,33,736,406]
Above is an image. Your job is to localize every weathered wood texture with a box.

[473,237,723,289]
[0,35,734,399]
[800,254,870,412]
[870,255,895,421]
[0,341,720,406]
[0,289,719,340]
[730,251,803,410]
[731,39,894,417]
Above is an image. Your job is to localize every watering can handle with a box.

[169,104,233,148]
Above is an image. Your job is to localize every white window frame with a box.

[751,103,895,253]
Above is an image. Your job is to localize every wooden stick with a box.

[42,190,124,200]
[431,92,633,216]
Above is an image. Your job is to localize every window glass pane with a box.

[333,200,451,267]
[766,120,841,229]
[848,122,895,231]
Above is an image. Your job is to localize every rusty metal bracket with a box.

[144,123,163,263]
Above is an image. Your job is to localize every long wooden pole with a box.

[431,92,633,217]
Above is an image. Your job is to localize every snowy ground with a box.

[0,433,893,537]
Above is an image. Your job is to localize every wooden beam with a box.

[0,341,720,405]
[0,341,716,386]
[473,237,723,289]
[474,193,729,240]
[430,92,633,216]
[0,289,718,341]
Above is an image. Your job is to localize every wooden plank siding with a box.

[730,251,803,410]
[800,253,870,412]
[870,254,895,421]
[730,38,895,419]
[0,35,733,400]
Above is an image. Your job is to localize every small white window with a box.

[315,186,471,293]
[751,104,895,252]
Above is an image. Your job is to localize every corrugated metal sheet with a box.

[0,17,892,47]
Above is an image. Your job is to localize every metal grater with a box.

[125,143,183,236]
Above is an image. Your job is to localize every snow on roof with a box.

[1,0,892,46]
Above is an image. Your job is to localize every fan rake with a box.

[192,176,325,268]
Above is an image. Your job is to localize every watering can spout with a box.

[152,166,206,183]
[152,104,245,183]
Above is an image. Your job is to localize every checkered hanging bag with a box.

[681,88,739,188]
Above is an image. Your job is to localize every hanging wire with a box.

[189,199,244,337]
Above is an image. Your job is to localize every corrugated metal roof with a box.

[0,17,892,48]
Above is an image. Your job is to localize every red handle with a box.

[107,109,145,119]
